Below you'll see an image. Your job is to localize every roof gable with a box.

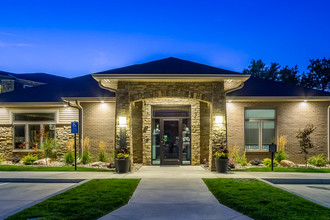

[94,57,243,75]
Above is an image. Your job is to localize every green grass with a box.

[204,178,330,220]
[0,165,113,172]
[6,179,140,220]
[232,167,330,173]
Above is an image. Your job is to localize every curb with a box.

[0,178,85,183]
[263,178,330,184]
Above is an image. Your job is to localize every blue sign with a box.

[71,122,79,134]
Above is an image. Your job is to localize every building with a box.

[0,57,329,168]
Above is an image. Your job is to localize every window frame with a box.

[12,111,57,151]
[244,108,277,151]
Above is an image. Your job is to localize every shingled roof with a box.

[94,57,243,75]
[228,77,330,97]
[0,71,68,84]
[0,74,114,103]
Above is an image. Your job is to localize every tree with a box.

[296,124,317,166]
[279,65,300,85]
[306,58,330,91]
[243,60,267,79]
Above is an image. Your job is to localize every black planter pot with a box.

[115,158,130,173]
[215,158,228,173]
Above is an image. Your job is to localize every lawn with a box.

[232,167,330,173]
[0,165,113,172]
[204,178,330,220]
[6,179,140,220]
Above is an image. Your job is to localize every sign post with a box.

[71,122,79,171]
[269,143,277,171]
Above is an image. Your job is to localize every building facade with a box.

[0,58,329,167]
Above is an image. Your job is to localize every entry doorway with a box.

[151,106,191,165]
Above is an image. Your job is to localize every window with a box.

[245,109,275,151]
[13,112,56,150]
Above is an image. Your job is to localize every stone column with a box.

[115,82,133,159]
[209,82,227,170]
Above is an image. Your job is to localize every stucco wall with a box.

[227,101,330,163]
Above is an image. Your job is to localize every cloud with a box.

[0,41,34,47]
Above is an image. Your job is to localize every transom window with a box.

[245,109,276,151]
[13,112,56,150]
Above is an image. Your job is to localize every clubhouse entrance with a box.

[151,105,191,165]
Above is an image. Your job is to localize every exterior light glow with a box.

[300,101,307,108]
[119,117,127,127]
[64,104,68,107]
[101,101,105,103]
[215,116,223,126]
[228,100,232,103]
[304,100,307,102]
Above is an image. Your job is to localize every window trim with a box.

[12,110,57,151]
[244,108,277,151]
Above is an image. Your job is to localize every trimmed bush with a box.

[307,154,328,167]
[262,158,279,167]
[22,153,38,165]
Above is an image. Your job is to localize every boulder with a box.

[280,160,296,168]
[90,162,109,168]
[33,158,51,165]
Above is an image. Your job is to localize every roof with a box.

[0,71,68,84]
[0,74,114,103]
[94,57,243,75]
[228,77,330,98]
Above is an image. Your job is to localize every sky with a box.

[0,0,329,78]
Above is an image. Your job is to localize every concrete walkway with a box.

[99,178,251,220]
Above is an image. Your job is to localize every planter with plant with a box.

[115,148,130,173]
[214,150,229,173]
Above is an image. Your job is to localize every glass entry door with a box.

[162,120,180,165]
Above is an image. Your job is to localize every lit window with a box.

[13,112,56,150]
[245,109,276,151]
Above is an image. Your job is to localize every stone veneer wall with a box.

[141,97,201,165]
[200,102,210,163]
[81,102,115,157]
[115,81,226,168]
[131,101,143,163]
[0,125,75,160]
[227,101,330,163]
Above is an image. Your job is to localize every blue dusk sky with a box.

[0,0,329,78]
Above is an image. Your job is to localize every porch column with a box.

[115,82,133,161]
[209,82,227,170]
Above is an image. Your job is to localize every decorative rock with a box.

[33,158,51,165]
[90,162,109,168]
[280,160,296,168]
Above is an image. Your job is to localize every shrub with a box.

[229,145,247,166]
[12,157,20,164]
[275,136,288,163]
[64,140,75,165]
[0,153,5,163]
[250,158,262,166]
[262,158,279,167]
[98,141,107,162]
[22,153,38,165]
[81,137,92,164]
[307,154,328,167]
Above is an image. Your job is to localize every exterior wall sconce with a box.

[119,117,127,127]
[215,116,223,126]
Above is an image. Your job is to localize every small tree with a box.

[296,124,316,165]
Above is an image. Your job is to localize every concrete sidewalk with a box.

[1,166,329,180]
[99,178,251,220]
